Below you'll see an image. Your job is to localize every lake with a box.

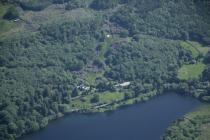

[19,93,202,140]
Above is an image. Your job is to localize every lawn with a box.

[70,91,125,110]
[70,98,92,110]
[0,4,10,18]
[178,63,206,80]
[0,20,14,32]
[99,91,125,103]
[85,91,125,103]
[0,20,22,40]
[22,6,96,29]
[85,72,104,85]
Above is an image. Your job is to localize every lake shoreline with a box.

[18,92,204,140]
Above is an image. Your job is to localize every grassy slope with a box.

[0,3,96,40]
[85,72,104,85]
[180,41,210,58]
[187,41,210,56]
[0,4,9,18]
[181,41,200,58]
[178,41,209,80]
[178,63,206,80]
[0,4,21,37]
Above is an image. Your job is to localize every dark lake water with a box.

[19,93,202,140]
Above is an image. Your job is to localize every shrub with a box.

[91,94,100,103]
[65,0,86,10]
[204,51,210,64]
[90,0,118,10]
[3,6,19,20]
[20,0,52,11]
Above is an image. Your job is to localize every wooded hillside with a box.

[0,0,210,140]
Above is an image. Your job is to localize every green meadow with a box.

[178,63,206,80]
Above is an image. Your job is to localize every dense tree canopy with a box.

[204,51,210,64]
[110,0,210,45]
[90,0,119,10]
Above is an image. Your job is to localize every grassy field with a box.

[178,63,206,80]
[187,41,210,56]
[69,91,125,109]
[0,4,15,34]
[0,4,10,18]
[163,105,210,140]
[0,3,24,40]
[22,6,96,27]
[0,3,97,40]
[180,41,210,58]
[99,91,125,103]
[69,90,158,112]
[0,20,16,32]
[70,98,92,110]
[85,72,104,85]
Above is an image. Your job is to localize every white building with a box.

[106,34,111,38]
[115,82,131,87]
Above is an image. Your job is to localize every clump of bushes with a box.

[204,51,210,64]
[65,0,86,10]
[20,0,52,11]
[52,0,71,4]
[91,94,100,103]
[90,0,119,10]
[3,6,19,20]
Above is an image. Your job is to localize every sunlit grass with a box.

[180,41,210,59]
[187,41,210,56]
[178,63,206,80]
[0,4,9,18]
[85,72,104,85]
[99,92,125,103]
